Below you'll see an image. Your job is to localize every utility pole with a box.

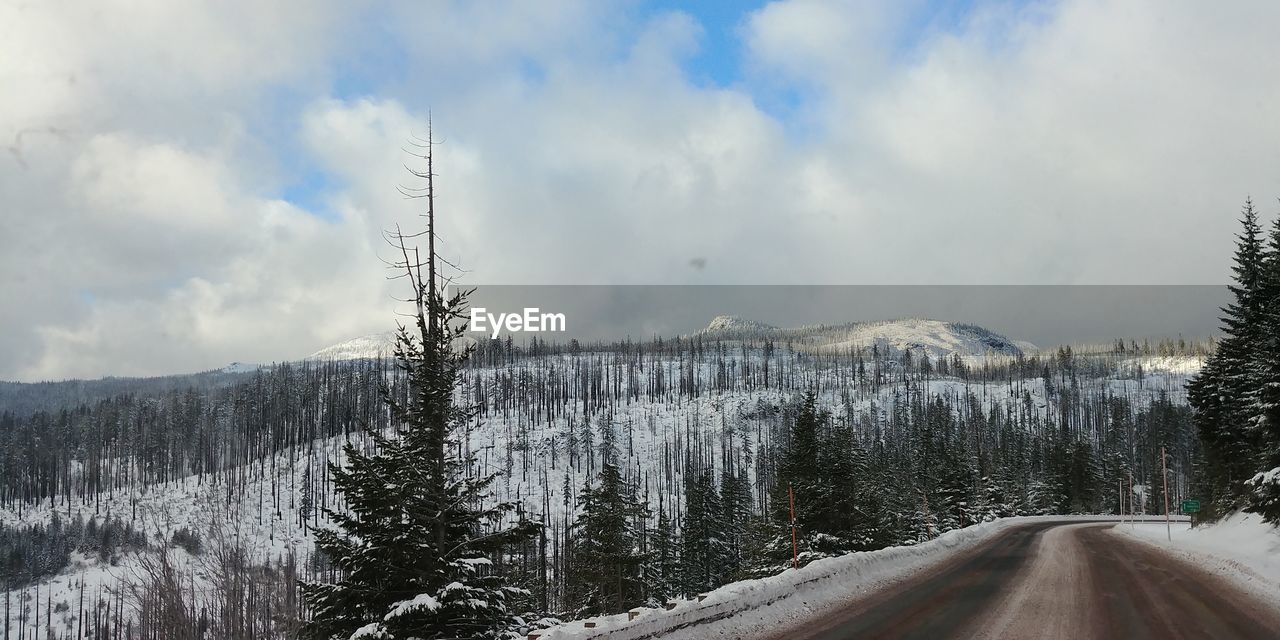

[789,483,798,569]
[1161,446,1171,541]
[1128,471,1135,530]
[1119,477,1124,523]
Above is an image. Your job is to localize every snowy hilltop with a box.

[697,316,1033,360]
[701,315,781,334]
[306,331,397,360]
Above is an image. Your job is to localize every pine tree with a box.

[935,439,980,528]
[812,418,889,551]
[679,467,725,595]
[1246,211,1280,521]
[1256,213,1280,466]
[1189,198,1267,511]
[565,461,649,617]
[647,500,678,603]
[717,465,752,580]
[769,391,821,527]
[753,390,843,568]
[300,131,539,640]
[1025,478,1062,516]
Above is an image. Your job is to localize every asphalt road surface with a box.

[763,521,1280,640]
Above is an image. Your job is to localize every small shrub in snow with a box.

[171,526,203,555]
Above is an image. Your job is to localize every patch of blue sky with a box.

[247,84,343,221]
[281,166,338,220]
[633,0,815,130]
[640,0,766,88]
[276,14,410,220]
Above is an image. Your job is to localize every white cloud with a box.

[743,0,900,87]
[3,0,1280,380]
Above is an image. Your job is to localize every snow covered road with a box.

[762,521,1280,640]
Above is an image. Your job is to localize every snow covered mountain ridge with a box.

[305,330,482,362]
[306,331,397,361]
[697,316,1033,360]
[702,315,780,334]
[307,317,1032,363]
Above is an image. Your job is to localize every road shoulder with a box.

[1110,515,1280,611]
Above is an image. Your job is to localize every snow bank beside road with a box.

[536,516,1141,640]
[1113,511,1280,606]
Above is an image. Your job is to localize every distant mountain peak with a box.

[697,315,1032,359]
[703,315,779,334]
[222,362,261,373]
[306,331,396,361]
[306,330,479,361]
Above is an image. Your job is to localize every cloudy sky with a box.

[2,0,1278,381]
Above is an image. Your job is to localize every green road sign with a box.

[1181,499,1200,513]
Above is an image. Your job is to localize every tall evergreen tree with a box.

[1189,198,1267,512]
[1255,213,1280,468]
[1246,211,1280,520]
[717,465,752,580]
[679,467,726,595]
[769,391,821,527]
[757,390,896,565]
[565,461,649,617]
[812,418,890,551]
[648,499,678,603]
[301,132,539,640]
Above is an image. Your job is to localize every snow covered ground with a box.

[0,432,351,637]
[1113,511,1280,607]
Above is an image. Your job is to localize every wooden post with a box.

[789,483,798,569]
[1162,446,1171,541]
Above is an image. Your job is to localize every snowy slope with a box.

[809,318,1029,359]
[1114,355,1205,376]
[697,316,1031,360]
[701,315,780,334]
[306,331,396,360]
[306,331,480,361]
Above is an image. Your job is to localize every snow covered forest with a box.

[0,319,1207,637]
